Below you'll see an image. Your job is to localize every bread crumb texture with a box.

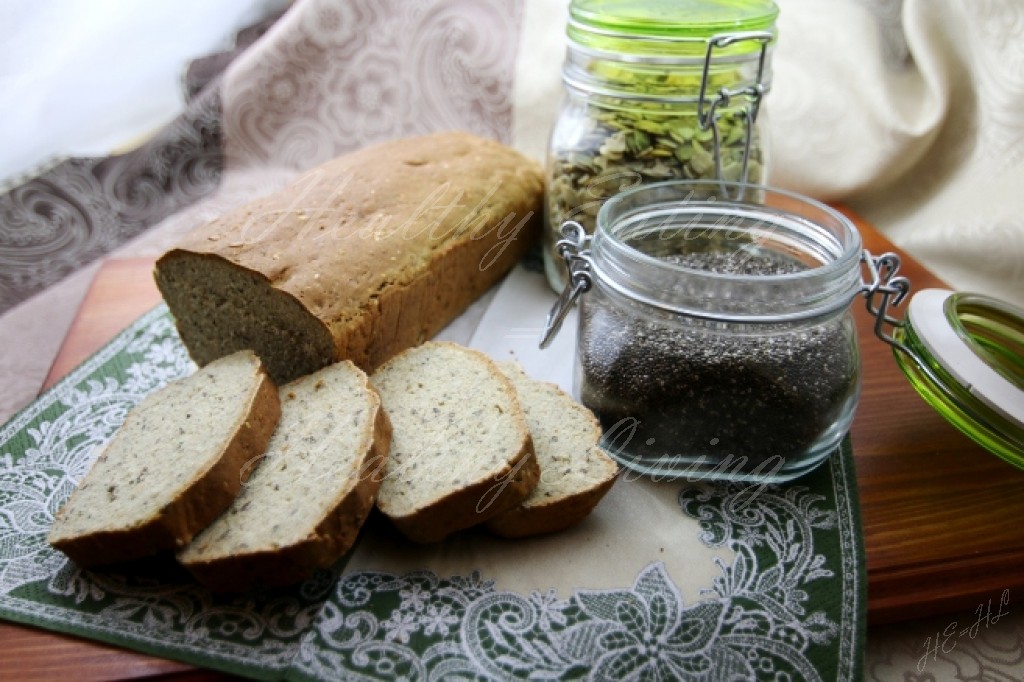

[48,351,274,559]
[485,361,619,538]
[371,342,532,520]
[498,361,617,506]
[179,361,382,564]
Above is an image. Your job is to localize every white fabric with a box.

[0,0,289,184]
[771,0,1024,309]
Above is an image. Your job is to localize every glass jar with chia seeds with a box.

[543,0,779,292]
[542,181,900,483]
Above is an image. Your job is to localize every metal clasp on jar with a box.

[540,221,592,349]
[860,251,913,352]
[697,31,774,188]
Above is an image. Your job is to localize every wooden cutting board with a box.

[852,220,1024,625]
[42,259,166,386]
[5,212,1024,679]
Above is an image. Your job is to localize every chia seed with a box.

[578,247,858,473]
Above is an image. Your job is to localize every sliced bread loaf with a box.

[177,361,390,591]
[154,132,543,385]
[485,361,619,538]
[370,342,539,543]
[48,350,280,567]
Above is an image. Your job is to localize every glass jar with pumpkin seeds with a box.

[544,0,779,291]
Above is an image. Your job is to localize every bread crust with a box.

[179,399,392,591]
[484,468,617,539]
[387,437,540,544]
[154,132,543,384]
[48,362,281,567]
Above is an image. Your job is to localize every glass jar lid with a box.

[895,288,1024,467]
[568,0,779,57]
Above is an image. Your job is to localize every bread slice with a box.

[485,361,618,538]
[48,350,280,567]
[177,361,390,591]
[154,132,543,385]
[370,342,539,543]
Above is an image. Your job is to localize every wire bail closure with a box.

[860,250,912,352]
[540,221,593,349]
[696,31,773,190]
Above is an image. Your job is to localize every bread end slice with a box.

[485,361,618,539]
[154,252,338,385]
[371,342,539,544]
[178,361,391,590]
[47,351,280,567]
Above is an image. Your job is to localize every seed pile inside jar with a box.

[544,60,769,293]
[577,246,858,471]
[547,107,762,237]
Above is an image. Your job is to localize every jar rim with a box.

[591,180,865,322]
[910,289,1024,423]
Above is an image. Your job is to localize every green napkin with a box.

[0,305,864,680]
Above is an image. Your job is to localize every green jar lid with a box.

[895,289,1024,468]
[568,0,779,56]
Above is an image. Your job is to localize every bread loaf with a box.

[370,342,539,543]
[178,361,390,590]
[154,132,543,385]
[48,351,280,567]
[486,362,618,538]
